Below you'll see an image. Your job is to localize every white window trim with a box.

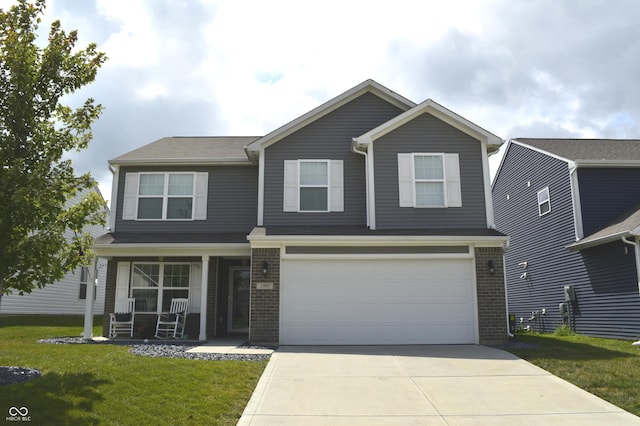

[283,159,343,213]
[78,266,96,301]
[298,159,330,213]
[412,153,447,208]
[129,262,191,314]
[538,186,551,216]
[398,153,461,208]
[137,172,195,221]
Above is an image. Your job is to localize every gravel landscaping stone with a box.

[129,344,271,361]
[0,366,41,386]
[37,336,271,361]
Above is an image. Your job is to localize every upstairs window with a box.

[398,153,462,208]
[414,154,445,207]
[299,161,329,211]
[283,160,344,213]
[538,187,551,216]
[138,173,194,219]
[122,172,208,221]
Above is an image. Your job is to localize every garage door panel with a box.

[280,258,477,345]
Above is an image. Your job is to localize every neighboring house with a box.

[94,80,509,346]
[0,185,109,315]
[492,138,640,339]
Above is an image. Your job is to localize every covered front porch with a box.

[92,233,252,341]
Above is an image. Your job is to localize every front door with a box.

[228,267,250,334]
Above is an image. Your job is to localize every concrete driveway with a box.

[239,345,640,425]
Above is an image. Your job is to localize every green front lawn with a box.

[503,333,640,416]
[0,315,267,425]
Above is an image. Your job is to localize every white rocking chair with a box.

[155,298,189,339]
[109,298,135,338]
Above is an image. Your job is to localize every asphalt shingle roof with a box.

[569,203,640,250]
[514,138,640,162]
[110,136,261,164]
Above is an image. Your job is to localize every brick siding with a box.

[475,247,508,344]
[249,248,280,346]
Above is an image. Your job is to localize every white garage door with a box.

[280,258,477,345]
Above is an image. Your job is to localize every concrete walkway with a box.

[239,345,640,425]
[185,337,273,355]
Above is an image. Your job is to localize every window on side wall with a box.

[78,267,97,300]
[538,187,551,216]
[130,263,190,313]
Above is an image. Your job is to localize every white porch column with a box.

[199,255,209,341]
[83,258,98,340]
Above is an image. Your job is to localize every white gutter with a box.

[351,139,371,229]
[257,148,265,226]
[480,138,495,228]
[622,235,640,346]
[567,161,584,241]
[351,135,376,230]
[503,256,514,338]
[108,164,119,232]
[93,243,251,258]
[248,232,509,246]
[366,144,377,230]
[621,236,640,296]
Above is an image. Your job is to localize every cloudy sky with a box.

[3,0,640,205]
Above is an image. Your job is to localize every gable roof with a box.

[568,203,640,251]
[512,138,640,165]
[353,98,502,147]
[110,136,261,166]
[244,79,416,161]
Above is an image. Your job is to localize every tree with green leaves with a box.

[0,0,107,303]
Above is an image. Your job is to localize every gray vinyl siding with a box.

[263,92,404,226]
[374,113,487,229]
[578,241,640,339]
[493,143,640,339]
[115,165,258,233]
[577,167,640,236]
[493,143,580,333]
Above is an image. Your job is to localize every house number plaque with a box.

[256,282,274,290]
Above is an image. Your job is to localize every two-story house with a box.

[492,138,640,339]
[94,80,509,346]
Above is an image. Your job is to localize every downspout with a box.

[503,249,514,338]
[108,163,119,233]
[622,236,640,346]
[621,236,640,296]
[351,139,369,228]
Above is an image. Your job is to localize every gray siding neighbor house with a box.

[93,80,509,346]
[492,138,640,339]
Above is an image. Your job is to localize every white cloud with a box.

[3,0,640,208]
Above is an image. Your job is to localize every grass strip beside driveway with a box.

[0,315,267,425]
[503,333,640,417]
